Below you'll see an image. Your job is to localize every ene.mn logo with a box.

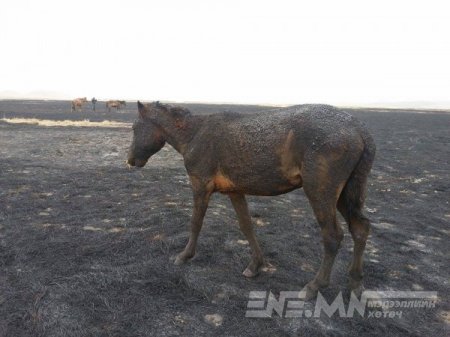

[246,290,437,318]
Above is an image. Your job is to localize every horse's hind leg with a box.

[302,192,344,300]
[300,157,349,300]
[229,193,265,277]
[337,143,373,295]
[338,198,369,295]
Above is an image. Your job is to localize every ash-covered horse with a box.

[71,97,87,112]
[106,100,126,112]
[127,101,376,299]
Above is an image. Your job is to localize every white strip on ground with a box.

[0,117,131,128]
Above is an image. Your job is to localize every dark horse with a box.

[127,101,376,299]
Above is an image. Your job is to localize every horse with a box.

[127,101,376,300]
[106,100,126,112]
[71,97,87,112]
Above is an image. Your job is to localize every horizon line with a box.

[1,97,450,112]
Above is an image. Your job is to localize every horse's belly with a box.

[216,169,302,196]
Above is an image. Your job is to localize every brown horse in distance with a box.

[106,100,126,112]
[127,101,376,300]
[71,97,87,112]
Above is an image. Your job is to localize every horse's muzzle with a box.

[127,158,135,167]
[127,158,147,168]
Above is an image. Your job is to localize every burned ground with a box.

[0,100,449,336]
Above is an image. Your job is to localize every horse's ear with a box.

[154,101,169,113]
[137,101,146,117]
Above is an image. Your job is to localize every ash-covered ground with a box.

[0,100,449,337]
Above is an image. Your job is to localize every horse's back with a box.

[210,104,362,147]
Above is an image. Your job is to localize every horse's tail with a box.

[339,129,376,220]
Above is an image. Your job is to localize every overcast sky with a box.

[1,0,449,107]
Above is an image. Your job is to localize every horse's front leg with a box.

[229,193,265,277]
[174,182,212,265]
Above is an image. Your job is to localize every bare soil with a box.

[0,100,449,337]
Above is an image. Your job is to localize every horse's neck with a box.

[160,115,204,155]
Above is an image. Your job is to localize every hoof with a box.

[174,256,185,265]
[242,259,265,278]
[350,281,364,298]
[243,267,259,278]
[174,252,193,265]
[349,276,363,290]
[300,282,320,301]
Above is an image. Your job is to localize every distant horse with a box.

[127,101,376,300]
[71,97,87,112]
[106,100,126,112]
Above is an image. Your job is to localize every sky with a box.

[1,0,450,107]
